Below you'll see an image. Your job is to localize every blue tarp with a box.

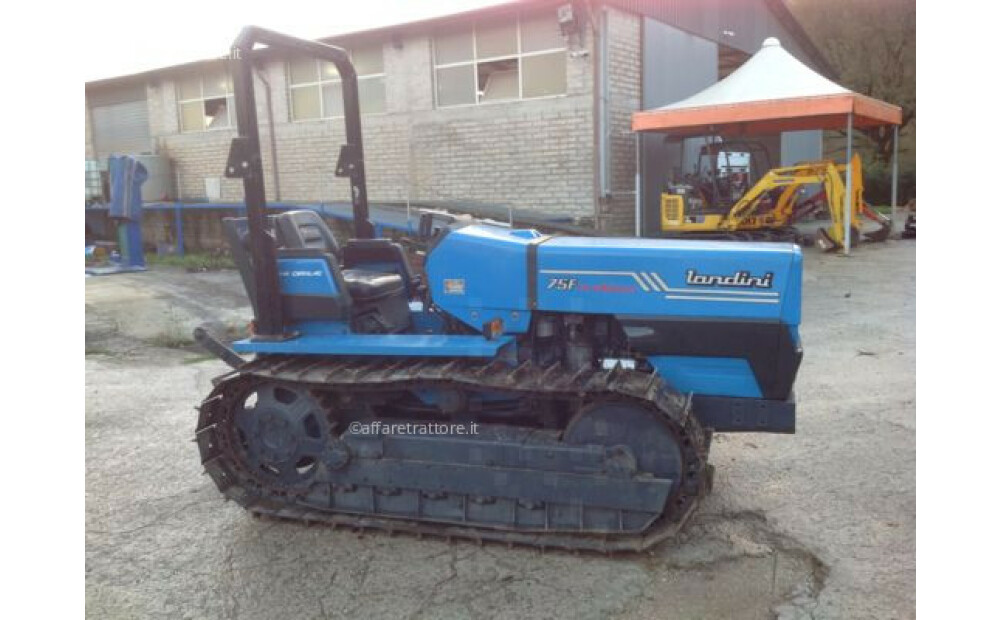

[106,155,148,269]
[107,155,147,221]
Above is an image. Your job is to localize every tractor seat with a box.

[273,210,411,333]
[341,268,405,302]
[342,268,410,333]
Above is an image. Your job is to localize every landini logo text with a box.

[685,269,774,289]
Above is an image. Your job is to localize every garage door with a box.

[89,84,151,160]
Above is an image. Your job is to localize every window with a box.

[288,45,386,121]
[177,71,234,132]
[433,12,567,107]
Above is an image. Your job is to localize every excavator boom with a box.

[660,153,892,249]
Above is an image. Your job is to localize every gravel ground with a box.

[85,239,915,619]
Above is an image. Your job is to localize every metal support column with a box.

[843,113,854,255]
[173,201,185,257]
[635,135,641,237]
[890,124,899,229]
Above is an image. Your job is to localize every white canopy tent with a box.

[632,38,903,253]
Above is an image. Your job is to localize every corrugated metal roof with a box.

[603,0,833,77]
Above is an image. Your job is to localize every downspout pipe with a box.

[254,65,281,202]
[598,7,609,201]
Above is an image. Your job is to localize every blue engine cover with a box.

[426,224,802,400]
[536,236,801,325]
[425,225,540,333]
[427,224,801,327]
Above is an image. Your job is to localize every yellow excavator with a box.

[659,141,891,250]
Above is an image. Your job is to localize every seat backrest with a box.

[342,238,421,297]
[275,248,352,321]
[223,214,352,323]
[275,210,340,256]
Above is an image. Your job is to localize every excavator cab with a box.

[696,140,771,208]
[660,139,774,234]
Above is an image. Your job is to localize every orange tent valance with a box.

[632,93,902,137]
[631,38,902,137]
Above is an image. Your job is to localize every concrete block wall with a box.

[142,208,231,251]
[405,95,594,215]
[145,29,597,220]
[601,7,641,235]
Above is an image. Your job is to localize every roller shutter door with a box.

[89,85,151,159]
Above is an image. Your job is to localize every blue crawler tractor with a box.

[195,28,803,552]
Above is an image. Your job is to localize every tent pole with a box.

[844,113,853,255]
[890,124,899,229]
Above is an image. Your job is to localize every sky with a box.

[84,0,508,82]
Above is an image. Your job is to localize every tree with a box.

[787,0,916,164]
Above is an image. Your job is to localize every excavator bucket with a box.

[816,225,864,252]
[863,223,892,243]
[860,202,892,242]
[815,228,838,252]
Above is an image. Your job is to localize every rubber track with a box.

[196,356,711,553]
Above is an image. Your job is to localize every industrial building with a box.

[84,0,831,236]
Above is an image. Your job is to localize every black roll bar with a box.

[224,26,374,337]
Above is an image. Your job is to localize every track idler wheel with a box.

[563,400,692,520]
[230,382,339,490]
